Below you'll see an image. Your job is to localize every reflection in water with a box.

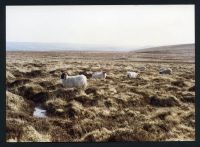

[33,106,47,118]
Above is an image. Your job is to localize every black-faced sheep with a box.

[60,71,87,90]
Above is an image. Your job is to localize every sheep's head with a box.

[60,71,66,79]
[102,72,107,78]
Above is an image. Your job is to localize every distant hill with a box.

[128,43,195,63]
[133,44,194,54]
[6,42,141,52]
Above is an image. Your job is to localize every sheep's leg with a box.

[77,88,81,94]
[78,89,86,95]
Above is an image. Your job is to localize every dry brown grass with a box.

[6,51,195,142]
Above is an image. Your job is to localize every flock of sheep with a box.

[60,66,172,91]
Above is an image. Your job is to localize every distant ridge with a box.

[133,43,194,54]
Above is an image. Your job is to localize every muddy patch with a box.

[7,79,31,89]
[171,80,187,87]
[148,96,180,107]
[24,70,44,77]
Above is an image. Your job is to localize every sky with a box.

[6,5,194,48]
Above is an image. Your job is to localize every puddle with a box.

[33,106,47,118]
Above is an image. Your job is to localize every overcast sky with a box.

[6,5,194,48]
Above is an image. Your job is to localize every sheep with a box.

[127,71,138,78]
[60,71,88,90]
[159,68,172,75]
[92,71,107,80]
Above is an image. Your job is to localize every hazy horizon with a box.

[6,41,194,52]
[6,5,194,51]
[6,41,151,51]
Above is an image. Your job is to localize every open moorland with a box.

[6,44,195,142]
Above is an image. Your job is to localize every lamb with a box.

[92,71,107,80]
[127,71,138,78]
[60,71,87,90]
[159,68,172,75]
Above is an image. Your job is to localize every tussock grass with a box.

[20,125,51,142]
[6,51,195,142]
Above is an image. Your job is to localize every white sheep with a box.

[61,73,87,90]
[127,71,138,78]
[159,68,172,75]
[92,71,107,80]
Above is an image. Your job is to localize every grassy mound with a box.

[6,91,31,112]
[20,125,50,142]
